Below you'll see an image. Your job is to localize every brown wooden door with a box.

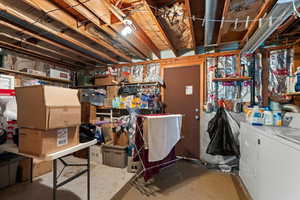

[164,65,200,159]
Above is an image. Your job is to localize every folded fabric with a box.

[144,114,182,162]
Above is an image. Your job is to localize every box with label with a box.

[20,68,47,77]
[0,74,15,89]
[95,75,116,86]
[49,68,70,80]
[19,126,79,157]
[15,85,81,130]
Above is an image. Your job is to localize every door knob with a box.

[195,115,200,120]
[195,108,199,112]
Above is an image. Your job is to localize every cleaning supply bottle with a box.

[273,111,282,126]
[264,107,273,126]
[250,106,264,126]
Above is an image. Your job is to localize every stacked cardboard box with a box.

[104,86,119,107]
[15,85,81,157]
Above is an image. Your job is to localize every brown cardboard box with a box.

[33,160,52,178]
[95,76,116,86]
[113,131,129,146]
[19,126,79,157]
[106,86,119,98]
[19,159,52,181]
[15,85,81,130]
[81,102,97,124]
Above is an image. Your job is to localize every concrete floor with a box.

[0,157,249,200]
[113,160,250,200]
[0,156,134,200]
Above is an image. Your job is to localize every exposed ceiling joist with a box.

[0,40,78,69]
[144,0,177,56]
[241,0,275,44]
[217,0,230,45]
[0,20,96,67]
[0,32,83,68]
[61,0,132,62]
[0,1,106,65]
[185,0,196,50]
[22,0,121,63]
[77,0,148,59]
[103,1,161,58]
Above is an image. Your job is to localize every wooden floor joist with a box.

[0,20,97,67]
[0,1,107,65]
[0,33,84,68]
[0,40,78,69]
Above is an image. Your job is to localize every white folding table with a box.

[0,139,97,200]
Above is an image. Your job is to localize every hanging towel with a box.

[144,114,182,162]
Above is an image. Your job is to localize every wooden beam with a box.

[61,0,132,61]
[102,1,160,58]
[0,33,83,68]
[0,1,107,65]
[75,0,148,59]
[0,41,77,69]
[144,0,177,56]
[0,20,95,67]
[241,0,275,44]
[21,0,119,63]
[185,0,196,50]
[217,0,230,44]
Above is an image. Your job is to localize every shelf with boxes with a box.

[0,68,72,84]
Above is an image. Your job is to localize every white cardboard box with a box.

[0,74,15,89]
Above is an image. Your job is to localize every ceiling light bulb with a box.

[121,26,133,36]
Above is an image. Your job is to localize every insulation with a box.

[158,2,193,50]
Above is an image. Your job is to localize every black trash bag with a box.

[206,107,240,157]
[79,123,96,143]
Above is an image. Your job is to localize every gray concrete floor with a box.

[0,155,134,200]
[114,160,250,200]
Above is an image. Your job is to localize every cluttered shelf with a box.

[0,68,72,84]
[73,81,164,89]
[212,76,251,82]
[286,92,300,96]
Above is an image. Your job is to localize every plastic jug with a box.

[264,107,273,126]
[250,106,264,126]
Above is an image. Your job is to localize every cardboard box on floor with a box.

[15,85,81,130]
[19,159,52,182]
[19,126,79,157]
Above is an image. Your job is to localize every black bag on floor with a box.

[206,107,240,157]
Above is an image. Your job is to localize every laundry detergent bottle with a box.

[250,106,264,126]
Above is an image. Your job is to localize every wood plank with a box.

[212,76,251,82]
[185,0,196,50]
[0,1,107,65]
[22,0,119,63]
[0,41,76,69]
[217,0,230,44]
[241,0,275,44]
[103,1,158,58]
[0,20,96,67]
[0,68,72,84]
[77,0,148,59]
[144,0,177,56]
[61,0,132,61]
[0,33,83,68]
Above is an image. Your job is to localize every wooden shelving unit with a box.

[0,68,72,84]
[212,76,251,82]
[74,81,163,89]
[286,92,300,96]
